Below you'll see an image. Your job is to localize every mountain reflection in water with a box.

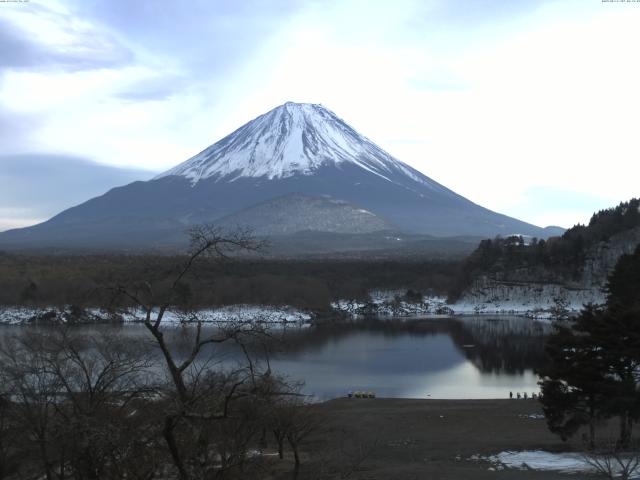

[1,316,550,400]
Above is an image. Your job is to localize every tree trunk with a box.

[59,452,67,480]
[589,401,596,451]
[288,437,300,480]
[163,416,190,480]
[619,412,631,449]
[38,439,53,480]
[274,430,284,459]
[145,323,188,401]
[259,426,268,449]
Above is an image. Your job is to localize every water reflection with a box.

[448,317,552,375]
[0,316,550,400]
[266,316,548,399]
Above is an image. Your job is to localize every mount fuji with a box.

[0,102,562,252]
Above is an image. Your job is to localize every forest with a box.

[0,252,460,312]
[448,198,640,300]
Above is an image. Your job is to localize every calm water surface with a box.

[0,316,551,400]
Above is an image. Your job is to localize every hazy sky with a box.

[0,0,638,231]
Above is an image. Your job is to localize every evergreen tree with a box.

[606,244,640,312]
[599,245,640,447]
[538,304,611,449]
[539,244,640,448]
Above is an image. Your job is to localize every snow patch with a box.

[332,289,585,319]
[481,450,639,477]
[454,280,601,318]
[331,291,453,317]
[0,305,312,327]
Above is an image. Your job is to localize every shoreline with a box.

[0,299,574,326]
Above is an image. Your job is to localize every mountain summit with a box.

[156,102,440,189]
[0,102,562,251]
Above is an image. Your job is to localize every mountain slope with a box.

[217,193,393,236]
[0,102,559,251]
[155,102,442,188]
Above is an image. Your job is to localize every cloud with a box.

[116,74,189,102]
[68,0,303,79]
[0,0,638,230]
[423,0,551,26]
[0,17,39,69]
[0,4,132,73]
[0,154,154,231]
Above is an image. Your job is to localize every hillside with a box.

[450,198,640,310]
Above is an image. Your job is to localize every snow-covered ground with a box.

[331,289,587,320]
[487,450,593,473]
[474,450,639,478]
[449,301,566,319]
[114,305,312,326]
[0,304,312,326]
[0,285,597,326]
[331,291,453,318]
[455,279,603,318]
[0,307,44,325]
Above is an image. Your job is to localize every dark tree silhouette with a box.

[538,304,611,449]
[539,244,640,449]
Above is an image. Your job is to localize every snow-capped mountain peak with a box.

[155,102,428,186]
[0,102,557,249]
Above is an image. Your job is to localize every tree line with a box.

[0,251,460,313]
[449,198,640,301]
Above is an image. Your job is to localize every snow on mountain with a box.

[155,102,441,191]
[0,101,559,250]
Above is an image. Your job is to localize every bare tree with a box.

[287,405,322,479]
[46,330,157,479]
[583,440,640,480]
[0,331,66,480]
[267,397,324,480]
[0,225,311,479]
[0,383,19,480]
[110,225,279,479]
[0,329,159,480]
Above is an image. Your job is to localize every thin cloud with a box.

[116,74,190,102]
[0,3,133,73]
[0,0,638,230]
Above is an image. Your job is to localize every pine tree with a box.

[538,304,611,449]
[539,244,640,448]
[599,245,640,447]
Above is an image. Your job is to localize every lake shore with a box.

[287,398,601,479]
[0,290,578,325]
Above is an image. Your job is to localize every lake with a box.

[0,316,551,400]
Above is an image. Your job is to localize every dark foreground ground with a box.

[269,398,597,480]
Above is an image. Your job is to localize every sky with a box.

[0,0,638,231]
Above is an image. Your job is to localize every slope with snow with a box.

[156,102,447,193]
